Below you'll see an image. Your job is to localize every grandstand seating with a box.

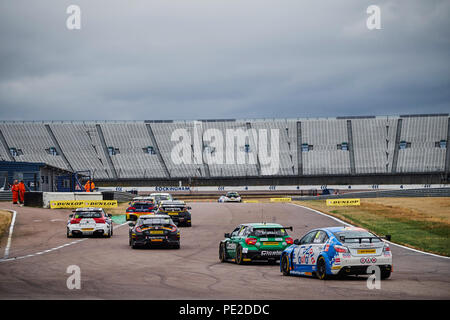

[396,115,448,173]
[49,122,112,179]
[352,117,398,174]
[101,122,167,178]
[0,122,68,170]
[0,114,448,180]
[301,119,351,175]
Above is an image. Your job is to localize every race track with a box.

[0,202,449,299]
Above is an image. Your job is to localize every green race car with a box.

[219,223,294,264]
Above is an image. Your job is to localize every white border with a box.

[2,210,16,259]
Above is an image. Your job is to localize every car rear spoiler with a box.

[284,226,293,231]
[339,234,391,243]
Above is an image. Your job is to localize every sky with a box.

[0,0,449,121]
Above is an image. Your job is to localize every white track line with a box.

[3,210,17,259]
[0,220,129,263]
[289,203,450,260]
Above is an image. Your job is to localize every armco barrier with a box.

[102,191,135,202]
[24,192,44,207]
[0,191,12,201]
[291,188,450,201]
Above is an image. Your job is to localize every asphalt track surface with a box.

[0,202,449,299]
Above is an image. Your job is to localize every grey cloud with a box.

[0,0,449,121]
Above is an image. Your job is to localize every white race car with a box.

[218,192,242,203]
[67,207,113,238]
[150,193,173,205]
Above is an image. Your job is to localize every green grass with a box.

[295,198,450,257]
[337,211,450,256]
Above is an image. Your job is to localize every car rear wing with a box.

[339,234,391,243]
[284,226,293,231]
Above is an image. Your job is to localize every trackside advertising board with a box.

[50,200,118,209]
[326,199,360,206]
[270,197,292,202]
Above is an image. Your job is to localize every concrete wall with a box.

[42,192,102,208]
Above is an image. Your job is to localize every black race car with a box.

[156,200,192,227]
[128,214,180,249]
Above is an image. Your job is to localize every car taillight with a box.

[334,245,349,253]
[94,218,106,223]
[285,237,294,245]
[383,245,390,252]
[245,238,257,245]
[127,207,136,212]
[70,218,81,224]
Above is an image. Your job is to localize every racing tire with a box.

[172,243,180,249]
[131,240,139,249]
[281,254,291,276]
[66,228,72,238]
[316,256,329,280]
[381,269,391,280]
[219,243,227,263]
[235,245,245,265]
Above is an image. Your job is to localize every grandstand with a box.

[0,114,449,186]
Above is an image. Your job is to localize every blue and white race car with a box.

[280,226,393,279]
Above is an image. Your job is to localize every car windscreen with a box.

[138,218,172,226]
[74,212,102,218]
[132,202,153,209]
[227,193,239,197]
[333,230,381,243]
[252,228,287,237]
[155,195,170,201]
[161,206,185,211]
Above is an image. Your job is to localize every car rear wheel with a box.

[172,242,180,249]
[316,256,328,280]
[281,254,291,276]
[66,228,72,238]
[235,245,245,265]
[131,240,139,249]
[381,269,391,279]
[219,243,227,262]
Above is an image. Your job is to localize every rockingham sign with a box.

[171,121,280,175]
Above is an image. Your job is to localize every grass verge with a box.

[0,210,12,239]
[294,197,450,257]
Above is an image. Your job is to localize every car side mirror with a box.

[128,222,135,227]
[385,234,391,241]
[187,206,192,210]
[107,214,112,218]
[294,239,300,245]
[69,214,73,218]
[224,233,230,238]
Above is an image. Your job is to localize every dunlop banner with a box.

[50,200,118,209]
[270,197,292,202]
[326,199,360,206]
